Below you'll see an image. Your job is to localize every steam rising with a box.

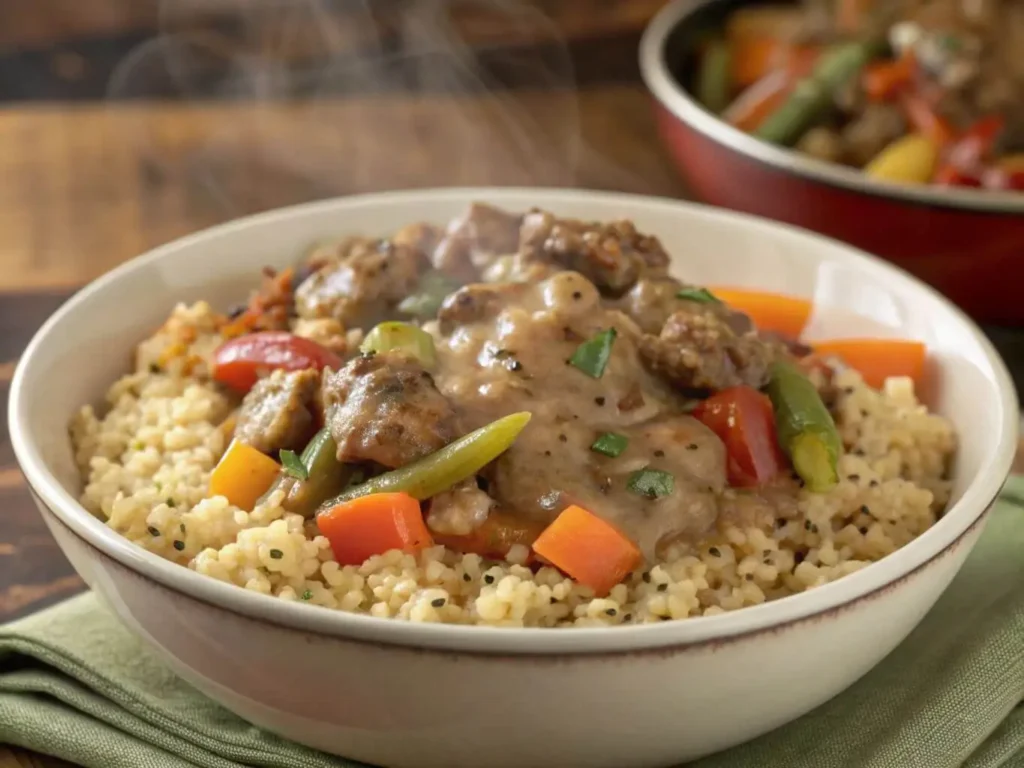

[105,0,643,218]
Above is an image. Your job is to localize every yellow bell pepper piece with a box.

[210,440,281,510]
[864,134,938,183]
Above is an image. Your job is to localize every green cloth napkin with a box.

[4,477,1024,768]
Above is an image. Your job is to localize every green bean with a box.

[264,428,356,518]
[317,411,532,512]
[360,321,437,368]
[397,271,459,319]
[766,360,841,493]
[755,40,886,147]
[697,41,733,114]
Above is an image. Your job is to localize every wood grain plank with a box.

[0,88,686,290]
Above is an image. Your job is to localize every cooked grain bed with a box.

[70,303,956,628]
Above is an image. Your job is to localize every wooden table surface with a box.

[0,3,1021,766]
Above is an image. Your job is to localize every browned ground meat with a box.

[233,369,321,456]
[518,210,670,296]
[638,306,781,394]
[295,238,428,328]
[432,203,522,281]
[322,351,459,468]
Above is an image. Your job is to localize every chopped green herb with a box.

[173,540,185,551]
[569,328,617,379]
[279,450,309,481]
[675,287,720,304]
[591,432,629,458]
[269,548,284,560]
[165,498,176,508]
[397,271,459,318]
[179,523,186,533]
[147,526,160,537]
[627,468,675,499]
[301,589,314,600]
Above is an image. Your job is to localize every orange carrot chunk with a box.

[318,492,434,566]
[812,339,927,390]
[210,440,281,511]
[532,505,642,597]
[710,287,813,339]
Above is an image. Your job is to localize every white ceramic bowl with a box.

[10,189,1017,768]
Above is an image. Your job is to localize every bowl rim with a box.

[638,0,1024,215]
[9,187,1018,655]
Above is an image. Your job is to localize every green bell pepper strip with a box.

[360,321,437,368]
[766,360,841,493]
[262,428,356,518]
[317,411,532,512]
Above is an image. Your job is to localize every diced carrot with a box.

[811,339,927,389]
[710,287,813,339]
[210,440,281,511]
[730,38,819,89]
[532,505,642,597]
[862,53,916,102]
[432,511,546,563]
[318,492,434,566]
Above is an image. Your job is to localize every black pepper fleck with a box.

[173,540,185,551]
[804,520,813,531]
[762,549,771,557]
[860,504,872,516]
[463,573,472,582]
[572,291,582,300]
[654,449,665,458]
[809,523,819,533]
[774,518,786,529]
[686,443,698,451]
[843,387,854,394]
[657,583,668,592]
[166,498,176,508]
[605,608,617,616]
[179,523,186,533]
[431,597,446,608]
[794,551,805,564]
[484,574,495,584]
[642,571,651,583]
[550,596,558,604]
[745,574,754,581]
[708,546,721,557]
[859,526,869,534]
[870,480,879,487]
[147,526,160,537]
[149,363,160,373]
[847,474,860,481]
[623,613,632,622]
[544,450,552,457]
[269,548,283,559]
[558,434,567,443]
[594,396,606,406]
[508,360,523,372]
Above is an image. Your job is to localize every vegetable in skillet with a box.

[756,40,886,147]
[697,40,733,113]
[864,134,938,183]
[766,360,841,493]
[317,411,532,511]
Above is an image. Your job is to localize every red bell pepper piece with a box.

[692,386,786,488]
[213,331,343,393]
